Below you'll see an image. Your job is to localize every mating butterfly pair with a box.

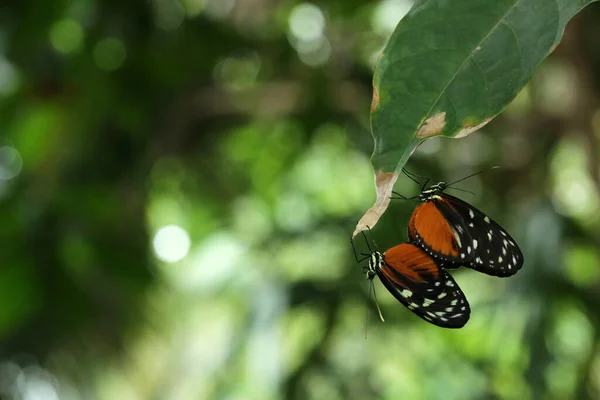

[355,172,524,328]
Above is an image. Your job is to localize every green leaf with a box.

[354,0,598,237]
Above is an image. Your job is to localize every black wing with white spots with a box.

[375,268,470,329]
[433,193,524,277]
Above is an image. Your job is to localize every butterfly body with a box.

[409,181,524,277]
[418,181,447,201]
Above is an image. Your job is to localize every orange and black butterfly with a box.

[353,235,470,328]
[400,169,524,277]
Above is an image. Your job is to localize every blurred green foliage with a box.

[1,0,600,399]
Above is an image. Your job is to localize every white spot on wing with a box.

[473,239,478,249]
[469,209,475,219]
[453,229,462,247]
[423,298,435,307]
[484,216,490,223]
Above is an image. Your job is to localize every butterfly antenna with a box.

[360,230,373,254]
[402,167,432,181]
[421,178,430,192]
[372,280,385,323]
[447,166,500,187]
[365,226,380,251]
[391,191,421,202]
[446,187,476,197]
[365,282,372,339]
[351,236,370,263]
[401,168,422,186]
[350,237,359,262]
[391,191,408,200]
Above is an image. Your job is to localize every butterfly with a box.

[400,169,524,277]
[353,235,470,328]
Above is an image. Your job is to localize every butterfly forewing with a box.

[376,266,470,329]
[380,243,444,295]
[408,200,461,262]
[409,191,523,277]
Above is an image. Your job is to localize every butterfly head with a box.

[420,181,447,201]
[364,251,382,280]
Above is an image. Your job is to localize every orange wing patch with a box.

[380,243,440,285]
[409,201,459,257]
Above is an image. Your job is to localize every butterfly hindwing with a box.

[434,193,524,276]
[372,243,470,328]
[376,266,470,329]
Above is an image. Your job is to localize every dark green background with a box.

[1,0,600,399]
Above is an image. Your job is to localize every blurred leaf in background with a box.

[0,1,600,400]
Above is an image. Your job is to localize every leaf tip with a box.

[416,112,446,138]
[352,170,399,238]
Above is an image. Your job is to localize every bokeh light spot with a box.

[93,38,127,71]
[181,0,207,17]
[0,146,23,180]
[371,0,413,36]
[288,3,325,42]
[213,52,261,91]
[153,225,191,263]
[0,58,20,97]
[564,245,600,286]
[275,191,313,232]
[49,19,84,54]
[161,232,247,291]
[287,4,330,67]
[232,196,272,244]
[153,0,185,30]
[297,38,331,67]
[189,233,244,287]
[205,0,236,19]
[550,138,600,223]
